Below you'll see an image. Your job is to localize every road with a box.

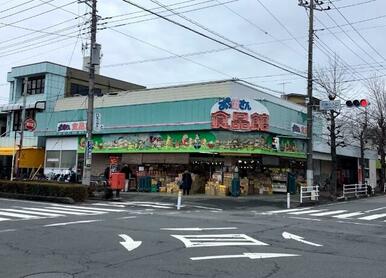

[0,196,385,278]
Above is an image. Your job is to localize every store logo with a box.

[211,98,270,132]
[57,121,87,132]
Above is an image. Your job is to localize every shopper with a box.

[121,163,132,192]
[181,170,192,195]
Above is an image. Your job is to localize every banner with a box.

[78,131,305,158]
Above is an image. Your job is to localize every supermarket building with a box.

[0,62,378,192]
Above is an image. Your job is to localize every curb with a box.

[0,192,75,204]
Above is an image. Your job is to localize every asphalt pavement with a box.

[0,195,385,278]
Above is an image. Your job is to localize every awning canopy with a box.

[0,148,44,168]
[1,101,46,112]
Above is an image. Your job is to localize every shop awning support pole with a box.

[10,131,17,181]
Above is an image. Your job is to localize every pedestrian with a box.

[121,163,132,192]
[181,170,192,195]
[103,165,113,199]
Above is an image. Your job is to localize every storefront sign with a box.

[291,123,307,135]
[211,98,270,132]
[78,131,306,158]
[24,118,36,131]
[57,121,86,132]
[94,112,103,131]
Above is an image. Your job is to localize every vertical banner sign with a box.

[94,112,102,131]
[85,140,93,167]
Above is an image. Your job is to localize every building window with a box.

[45,150,77,169]
[12,109,36,131]
[46,151,60,168]
[70,83,102,96]
[23,76,45,95]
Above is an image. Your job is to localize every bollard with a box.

[177,190,182,210]
[287,192,290,209]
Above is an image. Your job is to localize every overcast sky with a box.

[0,0,385,103]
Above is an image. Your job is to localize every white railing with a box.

[343,184,368,199]
[300,185,319,203]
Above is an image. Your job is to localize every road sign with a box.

[319,100,341,111]
[24,118,36,131]
[85,140,93,167]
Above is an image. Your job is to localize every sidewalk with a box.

[90,191,332,210]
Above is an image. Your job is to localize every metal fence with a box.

[342,184,368,199]
[300,185,319,204]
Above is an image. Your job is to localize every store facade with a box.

[36,80,308,195]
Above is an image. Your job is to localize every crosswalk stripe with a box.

[44,207,106,214]
[1,209,63,217]
[332,212,364,219]
[19,208,92,216]
[266,208,311,214]
[50,204,126,212]
[0,217,10,221]
[310,210,347,216]
[287,209,326,215]
[0,210,40,219]
[358,213,386,221]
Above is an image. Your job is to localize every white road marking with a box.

[118,234,142,252]
[50,204,126,212]
[287,209,326,215]
[44,207,105,214]
[332,212,364,219]
[19,207,92,215]
[0,210,40,219]
[0,217,10,221]
[358,213,386,221]
[92,203,126,208]
[2,209,63,217]
[365,207,386,213]
[310,210,348,216]
[261,208,311,215]
[117,216,137,219]
[171,234,268,248]
[288,216,321,221]
[44,220,102,227]
[336,221,383,227]
[161,227,237,231]
[190,205,223,211]
[190,253,300,261]
[0,229,16,233]
[282,232,323,247]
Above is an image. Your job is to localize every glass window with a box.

[46,151,60,168]
[22,76,45,95]
[61,150,77,169]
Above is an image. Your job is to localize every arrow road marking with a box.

[119,234,142,252]
[282,232,323,247]
[161,227,237,231]
[190,253,300,261]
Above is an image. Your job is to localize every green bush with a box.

[0,180,88,202]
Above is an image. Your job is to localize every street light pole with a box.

[82,0,99,186]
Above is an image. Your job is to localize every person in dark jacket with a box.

[121,164,132,192]
[181,170,192,195]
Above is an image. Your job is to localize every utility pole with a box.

[298,0,330,187]
[15,77,28,179]
[82,0,100,186]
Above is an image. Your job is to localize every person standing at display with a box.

[121,163,132,192]
[181,170,192,195]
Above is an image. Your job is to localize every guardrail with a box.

[343,184,368,199]
[300,185,319,204]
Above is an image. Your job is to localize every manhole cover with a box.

[24,273,74,278]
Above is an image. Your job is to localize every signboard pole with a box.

[15,77,28,178]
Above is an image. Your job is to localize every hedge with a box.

[0,180,88,202]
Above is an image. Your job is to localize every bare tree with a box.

[315,57,350,198]
[366,77,386,192]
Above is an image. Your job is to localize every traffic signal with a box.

[346,99,369,108]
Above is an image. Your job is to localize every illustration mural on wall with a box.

[211,98,270,132]
[78,131,305,158]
